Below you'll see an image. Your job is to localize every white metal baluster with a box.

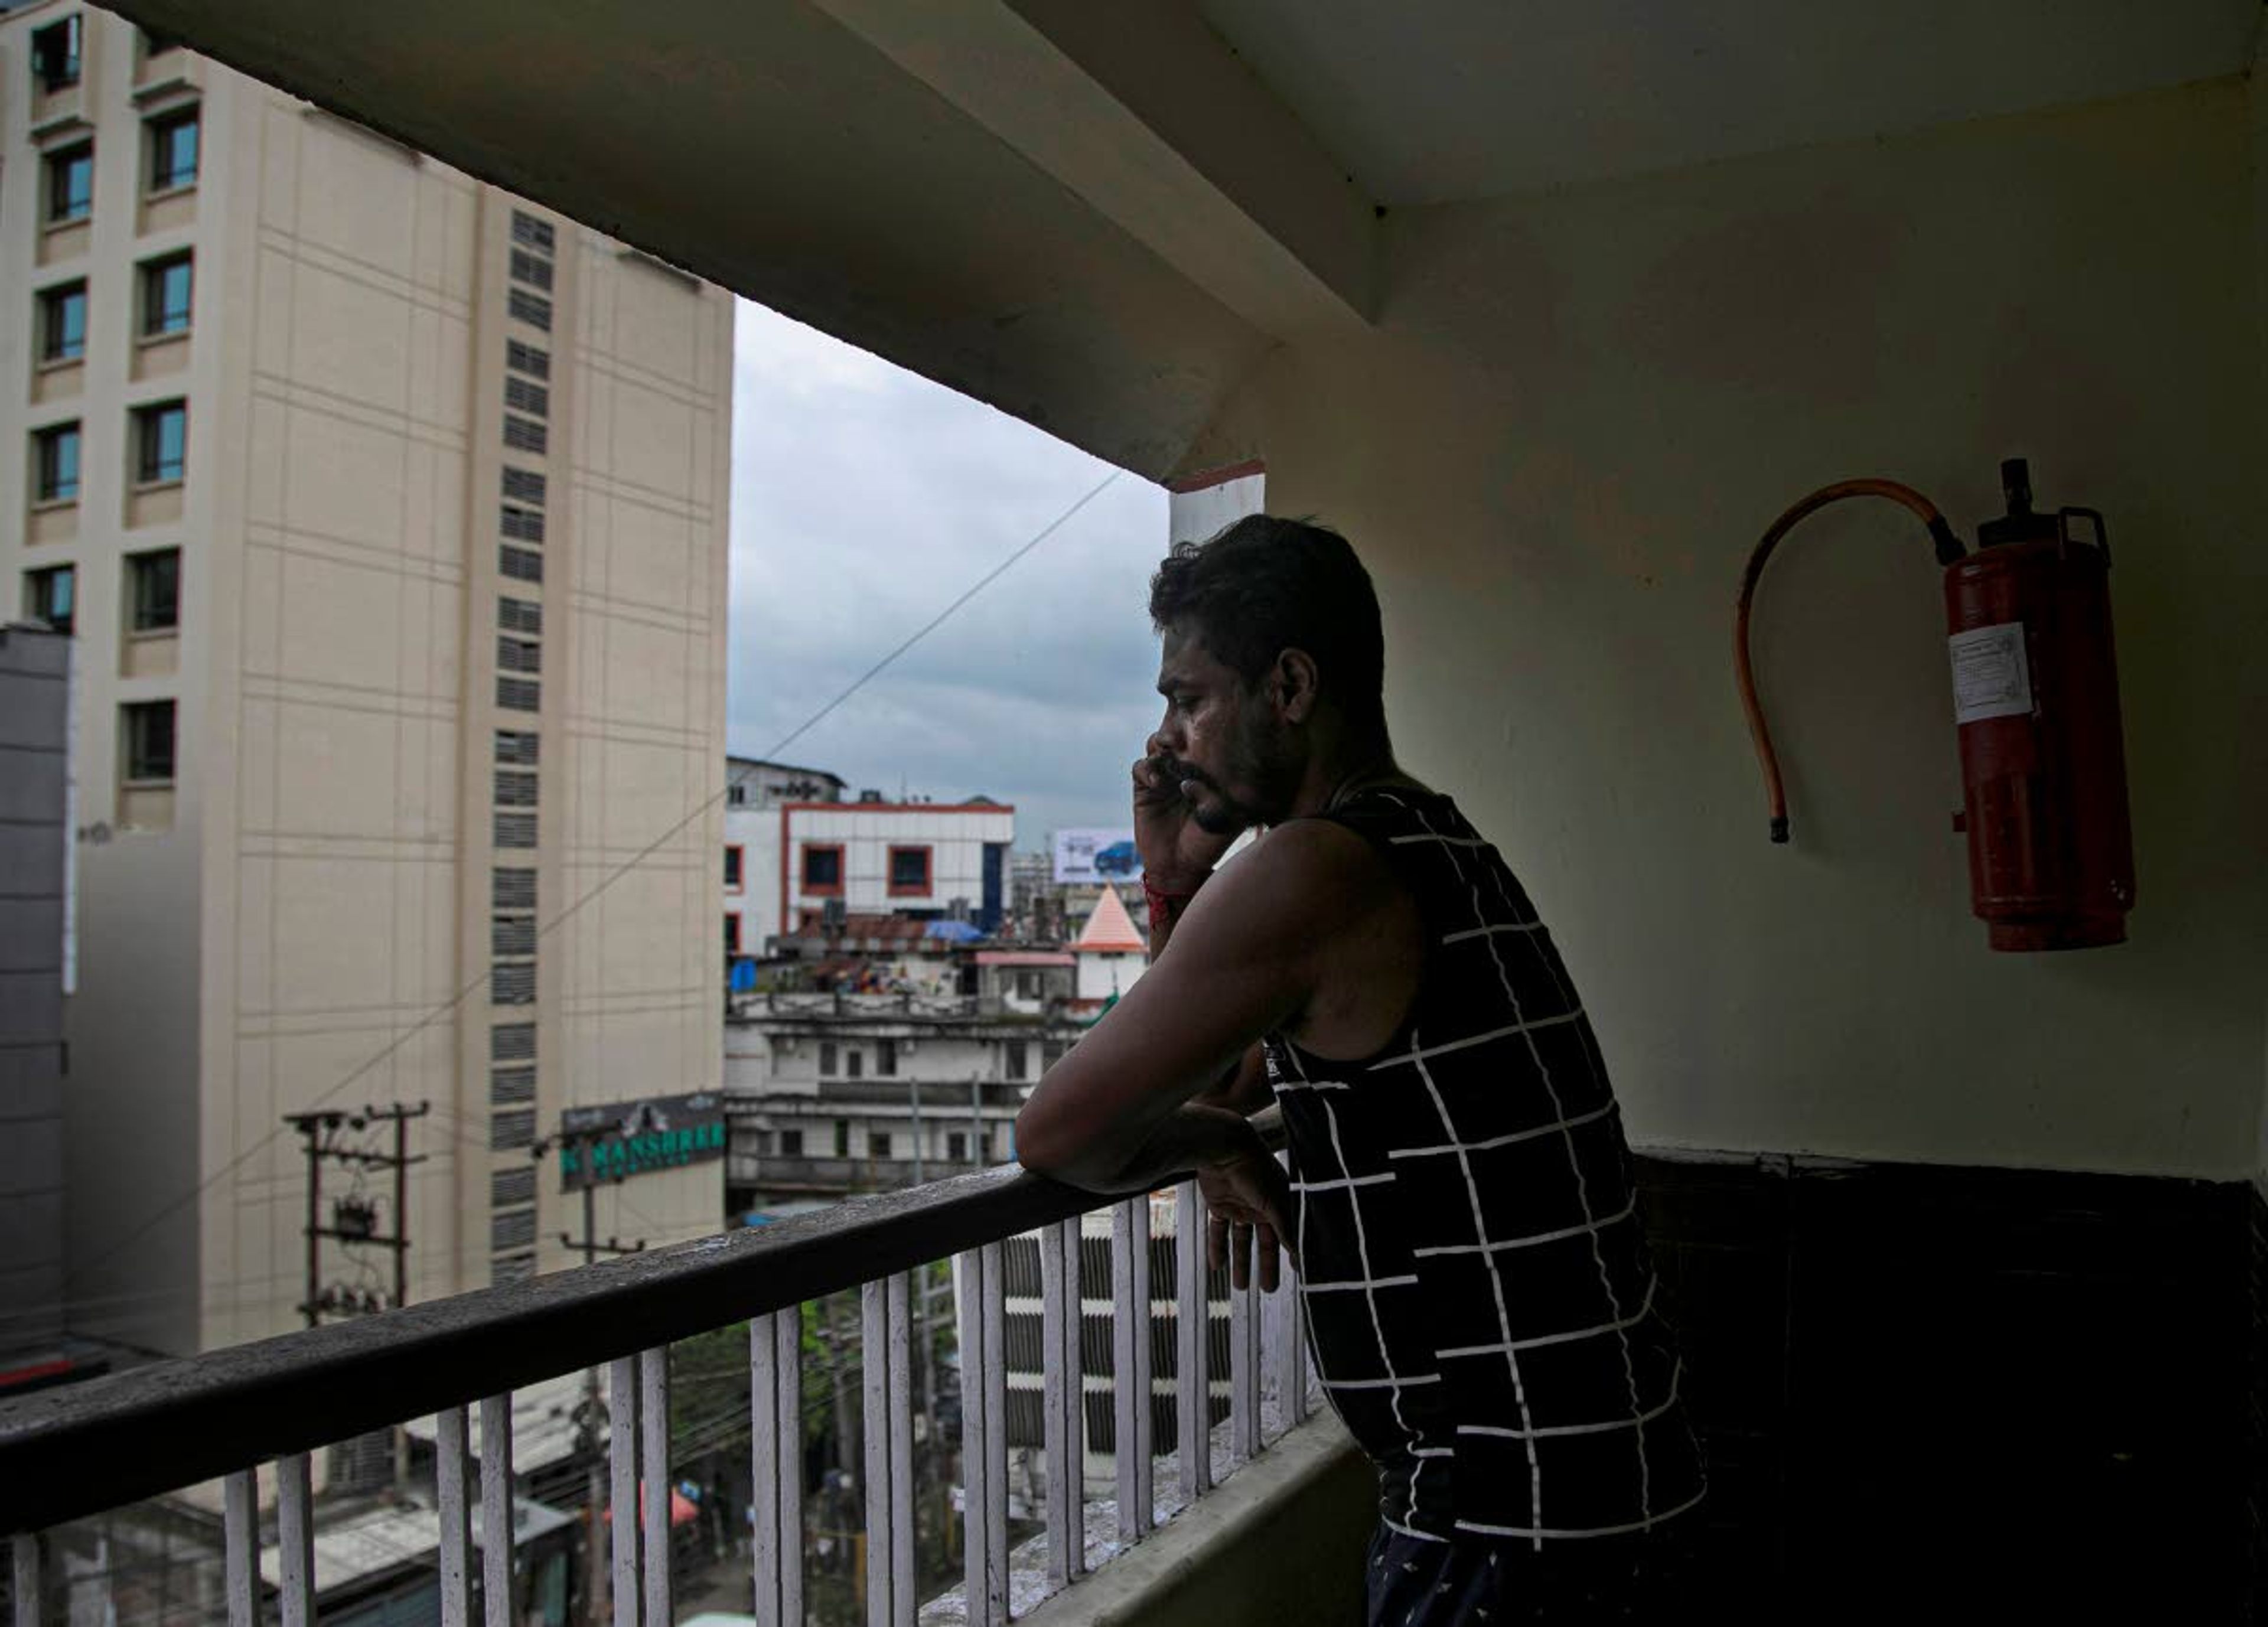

[1231,1257,1262,1465]
[640,1348,671,1627]
[607,1356,640,1627]
[1271,1150,1310,1429]
[861,1278,892,1626]
[480,1394,515,1627]
[278,1452,316,1627]
[1110,1199,1144,1543]
[751,1316,781,1627]
[887,1273,915,1627]
[955,1249,995,1626]
[980,1241,1008,1622]
[775,1310,805,1626]
[223,1469,257,1627]
[12,1533,39,1627]
[1040,1220,1084,1587]
[438,1406,475,1627]
[1174,1183,1210,1503]
[1130,1195,1155,1523]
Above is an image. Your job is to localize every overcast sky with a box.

[727,299,1168,852]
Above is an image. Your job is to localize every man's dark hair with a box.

[1149,515,1385,727]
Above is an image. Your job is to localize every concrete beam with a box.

[812,0,1380,337]
[103,0,1281,480]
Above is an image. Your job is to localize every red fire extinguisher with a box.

[1733,458,2135,951]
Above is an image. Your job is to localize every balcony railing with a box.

[0,1143,1314,1627]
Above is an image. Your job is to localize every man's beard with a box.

[1171,717,1296,835]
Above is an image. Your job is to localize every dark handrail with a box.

[0,1155,1181,1531]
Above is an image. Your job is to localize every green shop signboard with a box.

[559,1092,726,1190]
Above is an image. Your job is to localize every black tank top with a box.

[1265,786,1705,1548]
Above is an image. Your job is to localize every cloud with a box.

[728,299,1171,847]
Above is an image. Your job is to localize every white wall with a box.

[1187,79,2268,1179]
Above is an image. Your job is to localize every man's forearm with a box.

[1141,873,1203,963]
[1043,1101,1261,1195]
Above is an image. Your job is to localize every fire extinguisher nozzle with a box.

[1928,517,1966,566]
[1768,815,1790,845]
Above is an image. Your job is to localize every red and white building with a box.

[726,787,1016,961]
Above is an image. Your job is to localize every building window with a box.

[507,289,552,332]
[126,548,180,632]
[135,401,188,485]
[142,28,180,58]
[801,844,844,895]
[502,467,546,506]
[846,1050,863,1080]
[24,566,74,634]
[491,963,535,1005]
[497,635,540,674]
[503,376,548,418]
[498,596,542,635]
[876,1039,897,1077]
[31,17,82,93]
[510,211,556,254]
[1003,1041,1028,1081]
[492,1020,536,1061]
[33,424,81,503]
[491,1208,536,1252]
[948,1132,967,1163]
[141,253,193,336]
[494,810,537,847]
[887,845,932,896]
[495,729,539,767]
[493,868,536,910]
[497,676,540,711]
[832,1120,849,1157]
[38,282,86,364]
[494,770,537,807]
[146,107,200,192]
[500,544,544,583]
[725,846,744,889]
[779,1128,804,1157]
[491,1166,535,1207]
[868,1132,890,1160]
[500,503,546,543]
[727,782,748,807]
[503,415,547,455]
[45,143,93,224]
[490,1108,536,1149]
[492,916,536,957]
[509,249,553,292]
[506,339,549,380]
[820,1042,838,1077]
[122,700,176,782]
[724,914,741,956]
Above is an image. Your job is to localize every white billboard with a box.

[1053,827,1142,885]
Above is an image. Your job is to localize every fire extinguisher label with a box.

[1947,621,2034,724]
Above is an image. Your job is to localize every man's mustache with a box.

[1155,755,1218,794]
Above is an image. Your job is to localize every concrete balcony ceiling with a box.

[111,0,2254,481]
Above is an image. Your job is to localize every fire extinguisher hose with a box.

[1733,479,1967,843]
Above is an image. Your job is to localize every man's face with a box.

[1152,625,1301,835]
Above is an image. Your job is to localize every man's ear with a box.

[1272,649,1320,723]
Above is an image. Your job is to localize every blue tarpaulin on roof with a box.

[923,920,985,942]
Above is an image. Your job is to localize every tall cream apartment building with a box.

[1,3,733,1356]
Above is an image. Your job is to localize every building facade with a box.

[0,5,734,1354]
[723,989,1078,1215]
[0,622,70,1378]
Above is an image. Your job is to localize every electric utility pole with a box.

[285,1102,430,1326]
[533,1121,645,1627]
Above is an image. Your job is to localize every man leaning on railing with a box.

[1016,517,1706,1626]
